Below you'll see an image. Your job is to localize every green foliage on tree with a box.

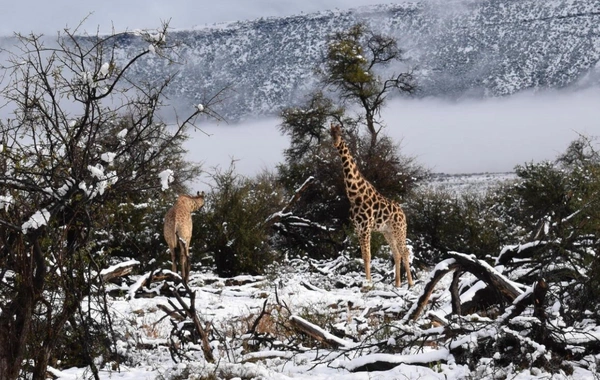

[322,23,416,147]
[279,91,345,161]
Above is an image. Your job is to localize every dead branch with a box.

[248,299,270,336]
[156,304,185,322]
[264,176,315,228]
[169,283,215,363]
[405,259,460,322]
[127,269,185,298]
[533,278,548,322]
[449,252,523,301]
[450,270,463,316]
[406,252,525,322]
[496,241,548,266]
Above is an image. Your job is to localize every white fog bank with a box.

[185,88,600,190]
[387,89,600,173]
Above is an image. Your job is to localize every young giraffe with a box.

[163,191,205,283]
[330,124,414,288]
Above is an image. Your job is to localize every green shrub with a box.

[195,166,285,277]
[406,186,509,265]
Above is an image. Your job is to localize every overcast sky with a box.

[1,0,388,36]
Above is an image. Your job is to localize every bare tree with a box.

[0,23,216,379]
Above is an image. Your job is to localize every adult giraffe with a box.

[330,123,413,288]
[163,191,205,283]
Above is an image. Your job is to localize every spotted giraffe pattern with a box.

[330,124,413,288]
[163,192,205,283]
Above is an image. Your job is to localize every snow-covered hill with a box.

[106,0,600,121]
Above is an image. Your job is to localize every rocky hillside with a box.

[60,1,600,120]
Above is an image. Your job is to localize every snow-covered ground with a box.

[49,256,461,379]
[425,172,517,194]
[49,248,598,379]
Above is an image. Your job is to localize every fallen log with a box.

[241,350,294,363]
[100,260,139,283]
[289,315,356,349]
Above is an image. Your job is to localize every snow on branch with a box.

[21,209,50,234]
[0,194,13,211]
[340,348,450,372]
[265,176,314,226]
[496,240,547,265]
[86,164,118,198]
[100,260,140,282]
[159,169,174,191]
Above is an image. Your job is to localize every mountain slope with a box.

[18,0,600,121]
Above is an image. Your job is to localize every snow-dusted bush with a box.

[195,165,285,277]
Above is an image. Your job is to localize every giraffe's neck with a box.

[177,196,204,212]
[335,139,374,203]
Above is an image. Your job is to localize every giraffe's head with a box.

[330,123,343,147]
[187,191,205,211]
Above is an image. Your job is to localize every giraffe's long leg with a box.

[170,245,177,273]
[383,231,402,288]
[178,239,188,283]
[358,229,372,282]
[184,241,190,283]
[399,242,414,288]
[165,217,178,273]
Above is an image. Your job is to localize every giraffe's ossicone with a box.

[330,123,414,288]
[163,191,205,283]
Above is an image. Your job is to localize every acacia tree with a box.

[0,24,209,379]
[322,23,416,149]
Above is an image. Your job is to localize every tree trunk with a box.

[0,293,34,380]
[31,279,85,379]
[0,236,43,380]
[365,111,378,153]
